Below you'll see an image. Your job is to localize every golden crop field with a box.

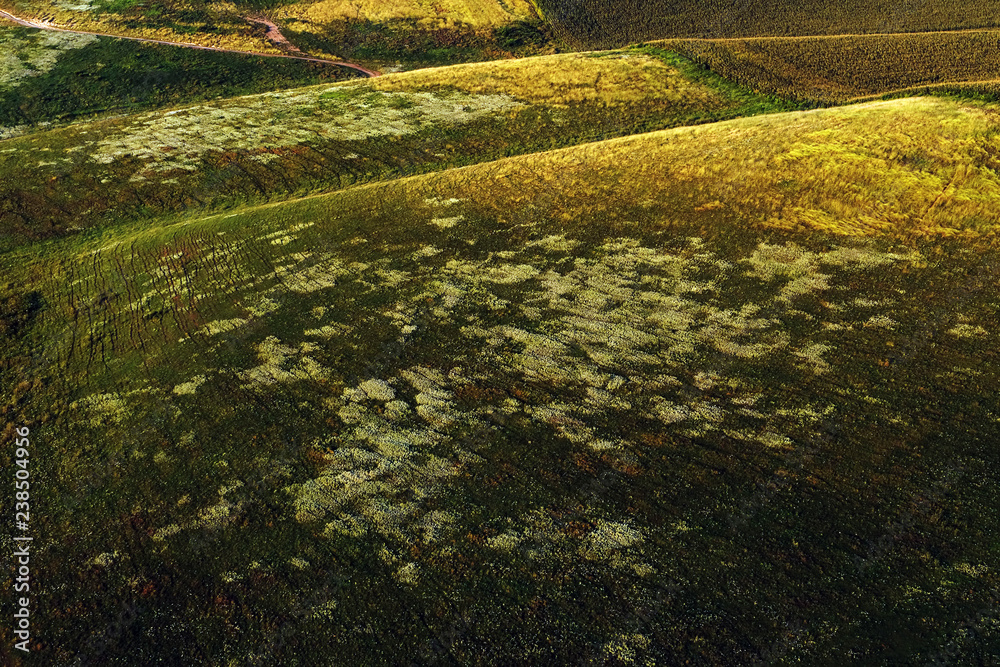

[660,31,1000,103]
[276,0,536,29]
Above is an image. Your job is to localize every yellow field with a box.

[370,50,724,105]
[661,31,1000,102]
[277,0,536,29]
[359,96,1000,239]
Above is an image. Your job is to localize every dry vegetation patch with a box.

[0,28,96,91]
[85,84,524,174]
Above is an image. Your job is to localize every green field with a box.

[1,4,999,665]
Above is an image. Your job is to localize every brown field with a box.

[534,0,1000,48]
[659,30,1000,103]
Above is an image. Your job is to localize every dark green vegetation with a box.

[536,0,1000,47]
[0,26,363,130]
[1,149,998,663]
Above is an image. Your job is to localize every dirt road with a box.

[246,16,306,55]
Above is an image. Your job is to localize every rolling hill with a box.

[0,47,802,250]
[1,86,999,663]
[0,23,364,135]
[0,0,557,69]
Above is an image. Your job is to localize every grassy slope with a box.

[382,95,1000,240]
[272,0,537,28]
[658,31,1000,103]
[0,25,363,133]
[535,0,1000,48]
[0,48,801,249]
[2,95,999,665]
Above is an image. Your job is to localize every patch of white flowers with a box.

[1,31,97,91]
[87,86,524,174]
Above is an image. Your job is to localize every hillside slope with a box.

[1,95,998,664]
[0,48,799,249]
[388,95,1000,240]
